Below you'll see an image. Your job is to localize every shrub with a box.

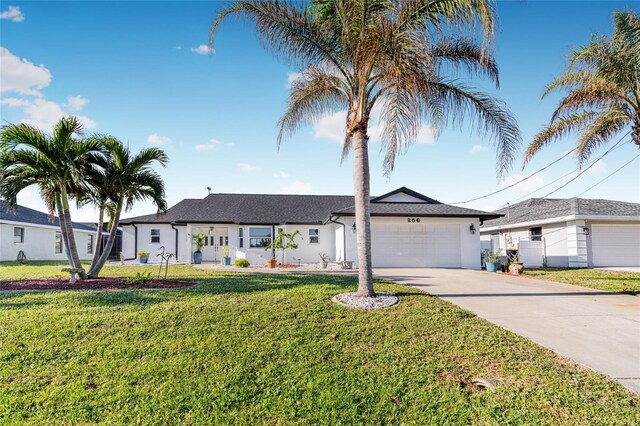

[235,259,250,268]
[137,251,150,257]
[126,271,153,285]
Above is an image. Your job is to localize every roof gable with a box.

[371,187,440,204]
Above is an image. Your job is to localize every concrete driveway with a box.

[374,268,640,394]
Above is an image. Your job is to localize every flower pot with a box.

[193,251,203,264]
[223,256,231,266]
[266,259,277,268]
[485,261,498,272]
[509,262,524,275]
[139,256,148,264]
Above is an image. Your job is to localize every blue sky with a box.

[1,1,639,222]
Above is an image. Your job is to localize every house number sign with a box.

[407,218,421,223]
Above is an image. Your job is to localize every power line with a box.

[575,153,640,197]
[537,134,631,199]
[508,139,633,204]
[450,148,577,205]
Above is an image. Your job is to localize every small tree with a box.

[266,230,301,265]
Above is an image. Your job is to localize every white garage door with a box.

[591,224,640,267]
[371,223,461,267]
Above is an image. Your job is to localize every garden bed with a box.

[0,277,196,291]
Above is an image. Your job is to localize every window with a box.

[151,229,160,243]
[13,227,24,244]
[530,227,542,242]
[87,235,94,255]
[249,227,272,248]
[55,232,63,254]
[308,228,319,244]
[238,228,244,248]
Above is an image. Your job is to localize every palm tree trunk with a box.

[55,193,74,267]
[60,186,87,279]
[90,204,105,270]
[352,129,375,297]
[88,203,122,278]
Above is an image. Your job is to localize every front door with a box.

[209,228,228,262]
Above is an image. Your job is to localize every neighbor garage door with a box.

[591,224,640,267]
[371,223,461,267]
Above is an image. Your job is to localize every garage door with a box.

[591,224,640,267]
[371,223,461,267]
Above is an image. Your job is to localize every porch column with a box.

[566,220,588,268]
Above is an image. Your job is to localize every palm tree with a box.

[525,10,640,166]
[210,0,520,297]
[87,138,168,278]
[0,117,104,278]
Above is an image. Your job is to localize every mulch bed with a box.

[0,277,197,291]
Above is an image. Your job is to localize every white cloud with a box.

[0,6,24,22]
[238,162,259,173]
[65,95,88,111]
[313,110,347,143]
[470,144,488,153]
[500,173,546,192]
[274,170,290,178]
[147,133,172,146]
[0,47,51,96]
[0,97,30,107]
[286,72,302,88]
[281,181,312,194]
[1,97,95,130]
[585,160,606,175]
[191,44,213,55]
[195,139,221,152]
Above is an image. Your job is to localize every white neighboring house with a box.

[0,200,97,262]
[480,198,640,268]
[119,187,501,269]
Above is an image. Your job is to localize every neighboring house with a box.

[0,200,96,262]
[119,187,500,268]
[480,198,640,268]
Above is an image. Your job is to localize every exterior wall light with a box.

[351,223,357,234]
[581,226,590,235]
[469,224,476,234]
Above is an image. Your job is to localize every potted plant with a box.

[222,246,231,266]
[265,230,301,267]
[318,252,330,269]
[509,252,524,275]
[501,261,510,273]
[192,233,207,264]
[137,251,150,264]
[482,249,501,272]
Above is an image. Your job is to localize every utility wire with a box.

[537,134,631,199]
[508,139,633,204]
[575,153,640,197]
[450,148,578,204]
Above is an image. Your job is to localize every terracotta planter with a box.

[509,263,524,275]
[266,259,277,269]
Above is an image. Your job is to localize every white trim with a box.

[481,214,640,232]
[0,219,95,233]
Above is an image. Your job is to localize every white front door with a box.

[202,228,229,262]
[591,224,640,267]
[370,222,461,267]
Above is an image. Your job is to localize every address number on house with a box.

[407,218,421,223]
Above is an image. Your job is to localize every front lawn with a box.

[523,267,640,294]
[0,264,638,424]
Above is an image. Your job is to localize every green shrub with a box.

[126,271,153,285]
[235,259,250,268]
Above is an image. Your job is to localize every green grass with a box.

[0,263,638,424]
[523,267,640,294]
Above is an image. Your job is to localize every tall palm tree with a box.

[0,117,104,277]
[525,10,640,166]
[87,138,168,278]
[210,0,520,297]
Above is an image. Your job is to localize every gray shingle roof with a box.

[120,189,500,225]
[0,200,96,231]
[481,198,640,228]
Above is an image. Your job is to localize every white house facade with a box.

[0,201,97,262]
[480,198,640,268]
[119,187,500,269]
